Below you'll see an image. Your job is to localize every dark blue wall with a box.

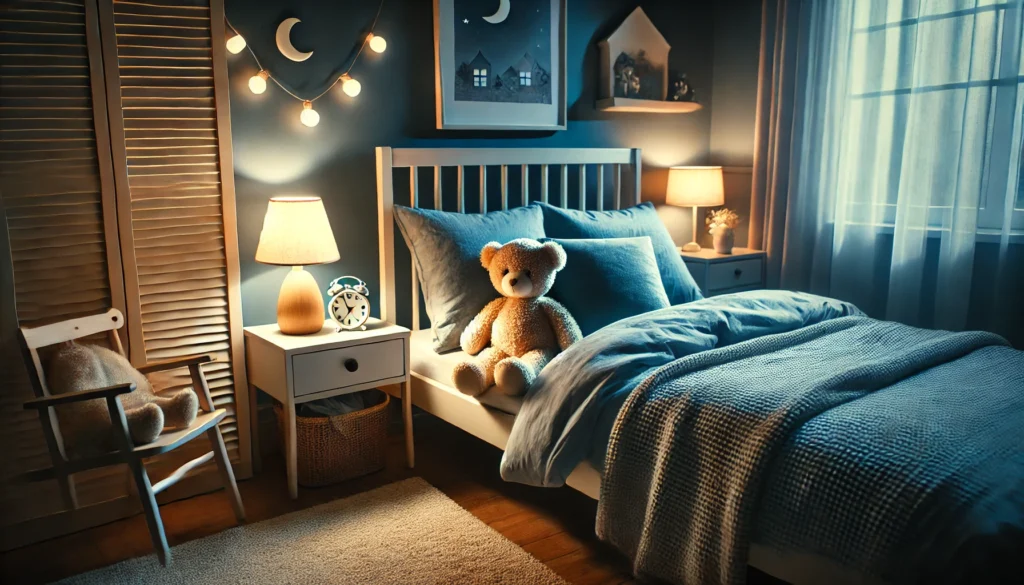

[226,0,717,326]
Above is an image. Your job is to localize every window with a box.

[519,71,531,86]
[473,68,487,87]
[838,1,1024,232]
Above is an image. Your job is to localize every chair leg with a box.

[128,460,171,566]
[207,425,245,522]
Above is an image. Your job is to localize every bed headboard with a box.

[376,147,643,329]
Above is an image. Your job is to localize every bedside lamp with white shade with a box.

[256,196,340,335]
[666,166,725,253]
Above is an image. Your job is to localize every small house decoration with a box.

[599,7,669,101]
[597,7,701,113]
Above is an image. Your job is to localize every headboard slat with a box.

[500,166,509,210]
[457,166,466,213]
[433,166,442,210]
[578,165,587,211]
[560,165,568,208]
[597,164,605,211]
[521,165,529,206]
[541,164,550,203]
[479,166,487,213]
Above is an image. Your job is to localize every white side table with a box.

[244,318,412,499]
[681,248,767,297]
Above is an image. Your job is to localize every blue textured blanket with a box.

[500,291,1024,584]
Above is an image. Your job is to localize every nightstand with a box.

[681,248,766,297]
[243,318,412,499]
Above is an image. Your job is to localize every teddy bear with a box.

[44,341,199,457]
[452,238,582,397]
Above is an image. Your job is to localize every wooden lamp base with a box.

[276,266,325,335]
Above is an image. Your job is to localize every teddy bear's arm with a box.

[460,298,506,355]
[538,297,583,351]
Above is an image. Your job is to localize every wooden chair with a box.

[17,308,245,566]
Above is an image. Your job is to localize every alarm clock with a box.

[326,276,371,331]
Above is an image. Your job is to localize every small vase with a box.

[713,227,735,254]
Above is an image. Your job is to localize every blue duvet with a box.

[500,290,862,486]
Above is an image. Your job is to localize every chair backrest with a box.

[18,308,126,399]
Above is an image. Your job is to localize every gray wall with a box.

[709,0,762,248]
[227,0,719,326]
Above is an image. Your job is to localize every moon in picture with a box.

[276,18,313,62]
[482,0,511,24]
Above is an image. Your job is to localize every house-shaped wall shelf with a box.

[597,7,702,114]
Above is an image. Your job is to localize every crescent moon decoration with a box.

[482,0,511,24]
[276,17,313,62]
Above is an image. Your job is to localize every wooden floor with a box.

[0,410,785,585]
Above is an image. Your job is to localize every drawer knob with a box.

[344,358,359,372]
[734,269,743,278]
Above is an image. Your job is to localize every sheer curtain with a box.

[751,0,1024,337]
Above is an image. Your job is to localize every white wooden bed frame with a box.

[375,146,642,499]
[374,146,879,585]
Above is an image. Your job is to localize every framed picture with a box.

[433,0,567,131]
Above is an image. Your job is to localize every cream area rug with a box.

[56,478,567,585]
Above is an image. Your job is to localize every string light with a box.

[339,74,361,97]
[248,70,268,94]
[225,0,385,131]
[226,34,246,54]
[300,101,320,127]
[367,33,387,54]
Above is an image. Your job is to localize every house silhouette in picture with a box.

[517,53,536,87]
[470,51,490,88]
[453,51,552,104]
[599,6,670,100]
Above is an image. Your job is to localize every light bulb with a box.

[248,70,268,94]
[340,74,361,97]
[367,33,387,54]
[300,101,319,127]
[226,34,246,55]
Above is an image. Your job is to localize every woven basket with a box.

[274,390,389,487]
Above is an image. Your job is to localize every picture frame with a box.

[433,0,567,131]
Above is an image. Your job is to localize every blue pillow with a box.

[393,204,545,352]
[534,202,702,305]
[546,237,670,336]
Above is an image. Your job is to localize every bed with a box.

[375,147,1024,585]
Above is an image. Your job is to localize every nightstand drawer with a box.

[708,258,762,291]
[292,339,406,397]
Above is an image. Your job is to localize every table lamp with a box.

[256,196,340,335]
[666,166,725,253]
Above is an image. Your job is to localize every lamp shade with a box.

[255,196,340,266]
[665,166,725,208]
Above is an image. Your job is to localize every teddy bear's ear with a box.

[541,241,567,271]
[480,241,502,269]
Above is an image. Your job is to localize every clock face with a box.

[330,290,370,330]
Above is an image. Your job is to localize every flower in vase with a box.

[706,208,740,234]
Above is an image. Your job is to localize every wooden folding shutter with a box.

[97,0,251,483]
[0,0,131,545]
